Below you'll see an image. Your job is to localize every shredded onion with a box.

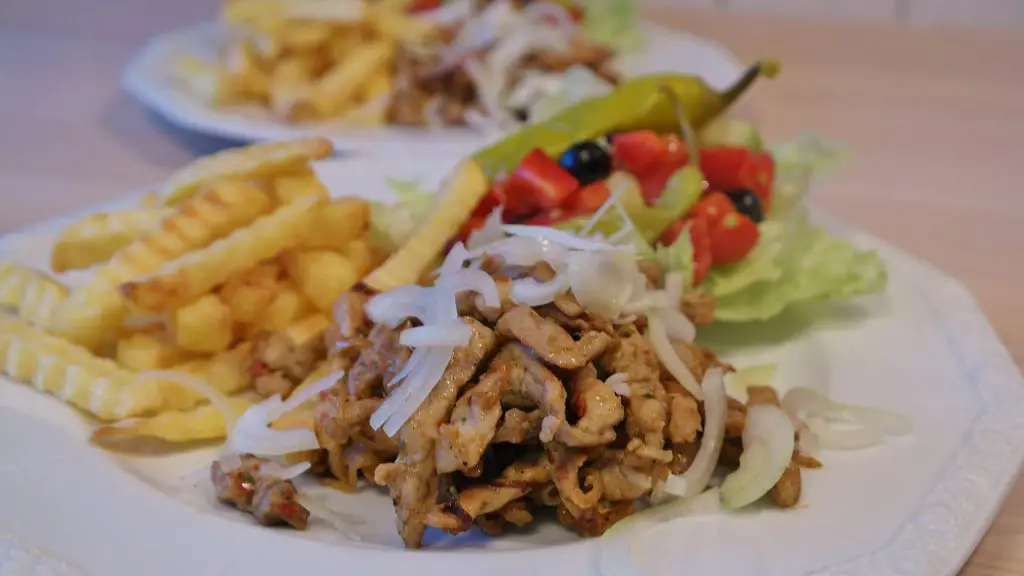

[645,314,703,400]
[436,268,501,310]
[277,371,343,418]
[466,206,506,250]
[399,322,473,348]
[503,224,625,252]
[137,371,239,431]
[657,307,696,343]
[522,0,577,29]
[365,285,430,327]
[605,373,631,397]
[662,369,725,497]
[468,235,560,265]
[509,272,570,307]
[437,241,471,276]
[372,346,455,436]
[783,387,912,437]
[720,404,795,509]
[227,394,322,457]
[567,250,639,318]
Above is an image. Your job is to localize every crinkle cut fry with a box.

[50,207,170,273]
[120,197,320,313]
[160,137,334,206]
[0,315,162,420]
[47,180,273,350]
[0,262,69,327]
[92,396,254,444]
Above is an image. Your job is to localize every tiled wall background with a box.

[645,0,1024,27]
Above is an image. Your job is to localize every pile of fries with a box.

[177,0,435,124]
[0,137,377,447]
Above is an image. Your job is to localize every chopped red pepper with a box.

[407,0,441,12]
[506,149,580,212]
[473,183,508,219]
[564,181,611,214]
[250,360,269,377]
[611,130,668,174]
[522,207,573,226]
[699,146,751,191]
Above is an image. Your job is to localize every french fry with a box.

[218,263,283,325]
[311,40,395,117]
[342,237,375,276]
[368,4,437,44]
[359,71,393,103]
[160,137,333,206]
[0,315,162,420]
[91,396,254,445]
[282,248,361,311]
[159,342,254,411]
[174,56,239,106]
[172,294,234,354]
[281,313,332,347]
[0,263,69,328]
[267,56,318,122]
[270,360,333,431]
[278,21,334,51]
[262,284,310,331]
[272,170,330,204]
[49,181,271,350]
[115,333,190,371]
[220,41,270,101]
[303,198,370,251]
[51,208,169,273]
[121,197,320,313]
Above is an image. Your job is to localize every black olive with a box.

[724,188,764,223]
[559,140,612,185]
[512,108,529,123]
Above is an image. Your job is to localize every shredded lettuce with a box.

[769,134,850,219]
[370,177,437,254]
[711,207,887,322]
[579,0,645,53]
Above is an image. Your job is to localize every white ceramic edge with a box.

[120,20,745,154]
[3,162,1024,575]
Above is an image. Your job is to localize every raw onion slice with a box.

[510,273,570,306]
[719,404,795,509]
[436,268,501,310]
[437,241,471,275]
[661,368,725,497]
[227,400,322,457]
[375,346,455,437]
[567,250,639,318]
[466,206,506,250]
[503,224,624,252]
[522,0,577,29]
[806,416,884,450]
[657,307,696,343]
[365,284,430,326]
[605,373,631,397]
[400,322,473,348]
[782,387,912,436]
[645,314,702,400]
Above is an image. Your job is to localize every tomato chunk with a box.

[564,181,611,214]
[473,183,508,218]
[611,131,667,174]
[689,191,735,226]
[637,162,682,205]
[735,152,775,211]
[708,212,760,265]
[506,149,580,212]
[699,146,751,191]
[407,0,441,12]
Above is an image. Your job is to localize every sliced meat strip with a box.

[600,331,671,462]
[594,451,654,501]
[497,306,612,370]
[477,500,535,536]
[557,500,635,538]
[436,363,510,474]
[211,455,309,529]
[347,323,401,398]
[569,367,624,442]
[457,278,512,324]
[493,408,544,444]
[771,459,801,508]
[251,330,325,398]
[378,318,497,549]
[670,340,734,382]
[549,445,602,515]
[666,391,702,444]
[494,452,551,486]
[725,396,746,438]
[682,291,715,326]
[426,485,528,532]
[747,385,781,407]
[553,292,584,317]
[332,290,370,339]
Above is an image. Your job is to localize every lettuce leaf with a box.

[711,207,887,322]
[369,177,437,255]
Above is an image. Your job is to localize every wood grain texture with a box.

[0,2,1023,574]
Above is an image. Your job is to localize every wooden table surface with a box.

[2,1,1023,573]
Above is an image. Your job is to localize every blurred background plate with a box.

[121,21,744,157]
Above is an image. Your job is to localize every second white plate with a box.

[122,21,744,155]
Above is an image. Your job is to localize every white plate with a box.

[122,21,744,155]
[2,156,1024,576]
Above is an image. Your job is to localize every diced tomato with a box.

[662,133,691,166]
[564,181,611,214]
[735,152,775,211]
[407,0,441,12]
[699,146,751,191]
[611,130,668,174]
[708,212,760,265]
[660,216,712,286]
[689,191,735,226]
[506,149,579,212]
[473,183,508,218]
[637,162,682,205]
